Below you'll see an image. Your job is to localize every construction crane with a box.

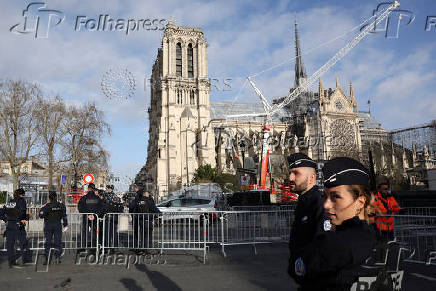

[228,1,401,198]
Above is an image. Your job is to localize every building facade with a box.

[141,21,435,199]
[141,21,216,198]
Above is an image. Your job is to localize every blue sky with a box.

[2,0,435,190]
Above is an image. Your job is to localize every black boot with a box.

[9,261,23,269]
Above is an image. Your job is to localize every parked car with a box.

[157,197,218,220]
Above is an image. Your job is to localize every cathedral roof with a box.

[358,111,385,130]
[210,101,286,122]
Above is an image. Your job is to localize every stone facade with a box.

[143,21,216,198]
[141,21,435,199]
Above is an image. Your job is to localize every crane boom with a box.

[268,0,400,116]
[247,77,271,113]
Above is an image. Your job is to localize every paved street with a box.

[1,243,435,290]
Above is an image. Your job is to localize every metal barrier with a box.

[101,213,207,263]
[402,207,436,216]
[230,205,296,211]
[1,213,100,254]
[392,215,436,265]
[219,210,293,257]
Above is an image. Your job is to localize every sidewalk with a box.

[0,243,296,291]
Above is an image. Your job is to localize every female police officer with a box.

[290,157,376,290]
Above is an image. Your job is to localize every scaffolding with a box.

[390,121,436,154]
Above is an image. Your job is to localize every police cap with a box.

[323,157,369,188]
[88,183,96,190]
[287,153,317,170]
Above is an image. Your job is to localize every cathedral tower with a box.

[145,21,215,199]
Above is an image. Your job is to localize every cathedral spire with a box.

[294,16,307,88]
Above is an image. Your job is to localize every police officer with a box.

[103,185,123,252]
[78,183,103,250]
[39,191,68,264]
[290,157,377,290]
[287,153,325,275]
[0,188,31,268]
[129,189,160,253]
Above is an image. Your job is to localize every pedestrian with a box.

[77,183,103,251]
[0,188,31,268]
[39,191,68,264]
[290,157,376,290]
[102,185,123,252]
[287,153,325,275]
[129,189,160,254]
[372,179,401,241]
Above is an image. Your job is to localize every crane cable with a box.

[248,12,378,79]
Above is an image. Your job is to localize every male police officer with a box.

[287,153,325,276]
[39,191,68,264]
[78,183,103,250]
[102,185,123,252]
[129,190,160,253]
[0,188,31,268]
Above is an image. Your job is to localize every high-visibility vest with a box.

[373,192,401,231]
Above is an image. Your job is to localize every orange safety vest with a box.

[372,192,401,231]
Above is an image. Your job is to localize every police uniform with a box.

[0,195,31,266]
[129,194,160,249]
[39,200,68,260]
[290,157,377,290]
[102,187,123,249]
[288,154,325,270]
[78,187,103,248]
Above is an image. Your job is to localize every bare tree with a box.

[0,80,41,191]
[34,95,68,191]
[62,103,111,188]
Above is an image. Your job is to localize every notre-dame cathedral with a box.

[137,21,435,199]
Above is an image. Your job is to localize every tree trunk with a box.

[48,144,54,190]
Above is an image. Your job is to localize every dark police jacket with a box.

[102,192,124,214]
[78,191,103,215]
[39,201,68,226]
[129,196,160,216]
[0,197,27,225]
[290,217,376,290]
[289,185,325,256]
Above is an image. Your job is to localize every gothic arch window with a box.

[176,42,182,77]
[190,91,195,105]
[187,43,194,78]
[177,90,182,104]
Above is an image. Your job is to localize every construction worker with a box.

[287,153,325,277]
[39,191,68,264]
[372,181,401,241]
[290,157,376,290]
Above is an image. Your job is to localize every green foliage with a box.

[0,191,7,204]
[192,164,218,183]
[192,164,238,192]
